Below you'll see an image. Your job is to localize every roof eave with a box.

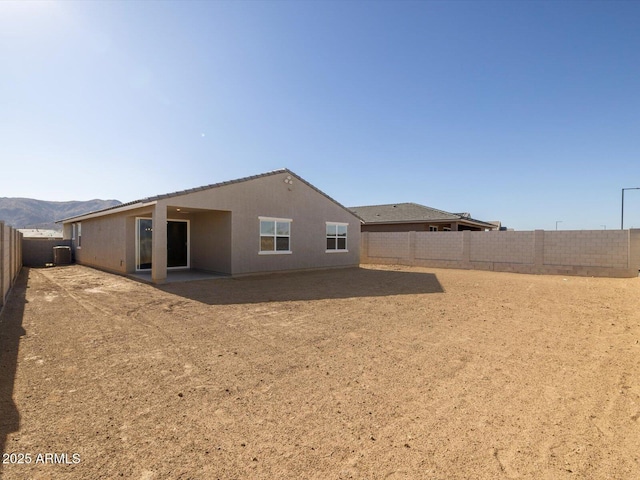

[56,168,364,224]
[57,200,158,224]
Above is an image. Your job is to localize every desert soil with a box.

[1,264,639,479]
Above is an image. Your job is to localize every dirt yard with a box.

[1,264,639,479]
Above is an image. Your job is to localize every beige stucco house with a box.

[60,169,361,283]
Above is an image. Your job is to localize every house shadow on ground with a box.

[0,268,28,466]
[159,267,444,306]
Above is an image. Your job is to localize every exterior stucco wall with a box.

[64,206,154,274]
[62,171,360,277]
[125,215,137,273]
[190,211,232,274]
[62,223,73,239]
[74,215,129,273]
[155,172,360,275]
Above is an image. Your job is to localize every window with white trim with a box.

[259,217,292,254]
[429,225,438,232]
[326,222,348,252]
[77,223,82,248]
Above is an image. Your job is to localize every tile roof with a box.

[349,202,494,227]
[59,169,361,223]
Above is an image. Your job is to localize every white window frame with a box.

[258,217,292,255]
[77,223,82,249]
[325,222,348,253]
[429,225,438,232]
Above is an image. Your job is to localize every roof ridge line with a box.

[58,168,362,224]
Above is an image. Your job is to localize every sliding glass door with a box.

[136,218,189,271]
[167,220,188,268]
[136,218,153,270]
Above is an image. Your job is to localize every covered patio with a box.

[128,268,229,284]
[139,203,232,284]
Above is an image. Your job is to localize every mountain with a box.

[0,198,122,231]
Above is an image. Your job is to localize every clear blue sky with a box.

[2,0,639,230]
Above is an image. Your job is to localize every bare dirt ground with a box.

[1,264,639,480]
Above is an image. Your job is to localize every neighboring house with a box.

[59,169,361,283]
[350,202,497,232]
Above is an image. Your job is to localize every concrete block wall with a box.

[470,231,535,264]
[22,238,72,267]
[543,230,628,268]
[1,224,9,307]
[630,230,640,272]
[415,231,464,261]
[361,229,640,278]
[368,232,410,259]
[0,221,23,309]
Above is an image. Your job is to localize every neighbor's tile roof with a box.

[349,202,494,227]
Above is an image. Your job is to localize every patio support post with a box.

[151,204,168,284]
